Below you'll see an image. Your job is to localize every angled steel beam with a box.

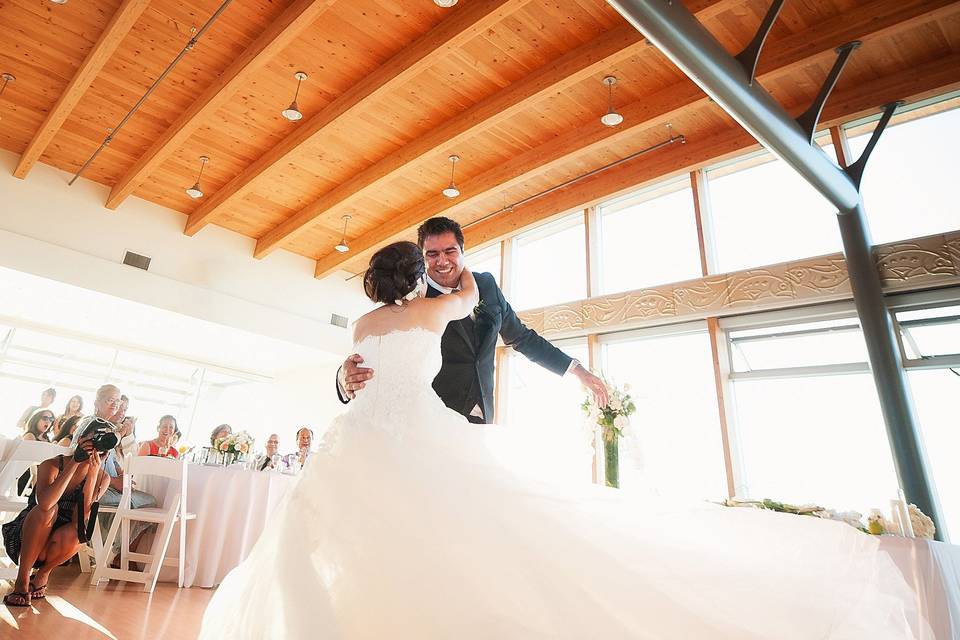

[607,0,945,539]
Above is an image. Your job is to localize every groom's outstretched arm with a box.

[493,282,571,376]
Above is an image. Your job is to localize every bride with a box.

[200,241,923,639]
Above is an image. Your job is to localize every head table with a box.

[136,462,297,588]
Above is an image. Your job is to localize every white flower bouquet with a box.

[582,380,636,488]
[213,431,255,462]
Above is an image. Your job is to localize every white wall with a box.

[0,148,373,356]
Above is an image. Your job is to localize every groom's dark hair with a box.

[417,217,464,251]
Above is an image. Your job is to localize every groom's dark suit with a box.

[337,272,573,424]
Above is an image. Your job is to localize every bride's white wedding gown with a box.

[199,328,923,639]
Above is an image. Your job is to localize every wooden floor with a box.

[1,565,211,639]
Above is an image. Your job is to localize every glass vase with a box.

[604,436,620,489]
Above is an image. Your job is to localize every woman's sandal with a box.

[29,581,47,600]
[2,591,31,607]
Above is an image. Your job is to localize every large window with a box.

[0,322,269,444]
[504,341,592,483]
[707,144,841,273]
[725,313,902,516]
[601,326,728,499]
[847,96,960,245]
[511,213,587,310]
[467,243,501,285]
[893,296,960,540]
[598,177,703,294]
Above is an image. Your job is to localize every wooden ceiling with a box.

[2,0,959,279]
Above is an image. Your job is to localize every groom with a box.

[337,217,607,423]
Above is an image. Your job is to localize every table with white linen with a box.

[878,536,960,639]
[137,463,297,588]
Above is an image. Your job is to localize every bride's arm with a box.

[425,267,479,323]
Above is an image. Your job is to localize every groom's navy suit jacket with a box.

[337,271,572,423]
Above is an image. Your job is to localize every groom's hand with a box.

[573,365,608,408]
[340,354,374,399]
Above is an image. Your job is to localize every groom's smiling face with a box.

[422,231,465,289]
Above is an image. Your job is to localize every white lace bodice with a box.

[344,327,448,429]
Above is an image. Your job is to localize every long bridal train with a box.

[199,328,923,639]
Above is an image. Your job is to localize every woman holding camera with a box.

[1,418,111,606]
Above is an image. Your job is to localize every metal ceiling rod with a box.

[69,0,235,186]
[607,0,945,539]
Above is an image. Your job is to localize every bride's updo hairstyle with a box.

[363,241,426,304]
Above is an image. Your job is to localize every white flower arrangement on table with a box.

[214,431,255,457]
[581,380,636,442]
[721,498,936,539]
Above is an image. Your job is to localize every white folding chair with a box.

[91,455,195,592]
[0,440,70,579]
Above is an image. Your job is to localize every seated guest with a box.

[138,415,179,458]
[256,434,281,471]
[21,409,56,442]
[282,427,313,471]
[16,387,56,432]
[90,386,157,563]
[52,395,83,438]
[118,416,138,456]
[52,414,83,446]
[210,423,232,446]
[1,421,111,606]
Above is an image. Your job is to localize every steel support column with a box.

[607,0,945,538]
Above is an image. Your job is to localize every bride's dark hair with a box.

[363,241,426,304]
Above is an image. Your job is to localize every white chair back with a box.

[92,454,194,591]
[0,439,71,500]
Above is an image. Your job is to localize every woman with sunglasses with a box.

[21,408,56,442]
[1,420,111,606]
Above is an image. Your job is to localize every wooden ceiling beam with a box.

[253,0,741,259]
[12,0,151,180]
[104,0,339,210]
[461,53,960,253]
[183,0,530,235]
[313,0,956,278]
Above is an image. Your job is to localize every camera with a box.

[73,417,120,462]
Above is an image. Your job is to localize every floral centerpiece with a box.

[720,498,936,539]
[582,381,636,488]
[213,431,255,465]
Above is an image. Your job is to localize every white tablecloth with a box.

[138,463,297,588]
[878,536,960,639]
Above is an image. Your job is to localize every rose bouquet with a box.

[213,431,255,464]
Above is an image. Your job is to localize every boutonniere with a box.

[472,299,486,318]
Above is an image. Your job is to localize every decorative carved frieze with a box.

[518,230,960,337]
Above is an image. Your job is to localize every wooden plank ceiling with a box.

[2,0,959,280]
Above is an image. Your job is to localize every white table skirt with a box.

[137,463,297,588]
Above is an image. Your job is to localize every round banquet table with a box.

[137,463,297,588]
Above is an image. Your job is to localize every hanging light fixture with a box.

[49,0,68,4]
[282,71,308,121]
[334,214,352,253]
[442,155,461,198]
[600,76,624,127]
[185,155,209,199]
[0,74,14,121]
[434,0,458,7]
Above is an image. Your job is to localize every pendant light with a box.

[282,71,308,122]
[334,214,352,253]
[0,74,13,121]
[600,76,624,127]
[185,156,209,199]
[434,0,458,7]
[442,155,461,198]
